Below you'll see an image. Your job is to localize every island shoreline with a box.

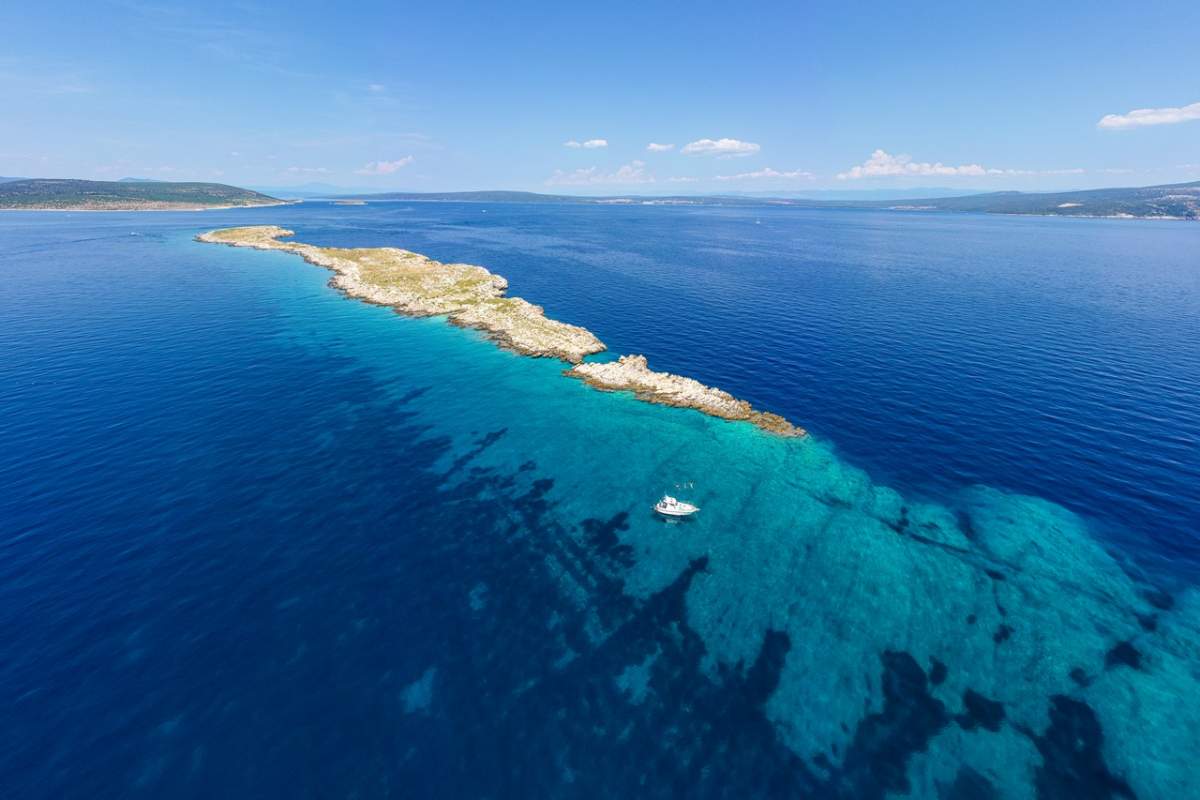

[198,225,804,437]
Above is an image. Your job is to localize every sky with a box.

[2,0,1199,195]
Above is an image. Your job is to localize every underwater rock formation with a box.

[615,456,1200,799]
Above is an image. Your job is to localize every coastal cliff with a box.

[198,225,803,437]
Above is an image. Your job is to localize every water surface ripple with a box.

[1,205,1198,799]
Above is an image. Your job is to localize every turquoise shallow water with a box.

[1,206,1198,798]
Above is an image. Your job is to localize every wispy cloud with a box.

[564,138,608,149]
[1098,101,1200,129]
[985,167,1086,176]
[368,83,387,93]
[290,132,437,150]
[681,138,760,158]
[46,81,92,95]
[716,167,813,181]
[646,142,675,152]
[546,160,653,185]
[286,166,331,174]
[119,3,314,79]
[667,176,699,183]
[94,163,184,177]
[0,60,94,96]
[355,157,414,175]
[837,150,1084,180]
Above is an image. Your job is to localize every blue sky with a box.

[2,1,1198,194]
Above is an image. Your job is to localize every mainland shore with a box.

[198,226,804,437]
[1,200,297,212]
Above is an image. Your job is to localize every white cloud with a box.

[286,166,330,174]
[646,142,675,152]
[368,83,386,93]
[546,160,654,185]
[1098,101,1200,129]
[972,167,1087,177]
[681,138,760,158]
[355,157,414,175]
[836,150,1087,180]
[564,138,608,149]
[667,176,699,183]
[716,167,814,181]
[837,150,987,180]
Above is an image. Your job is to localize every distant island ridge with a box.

[0,179,286,210]
[316,181,1199,219]
[3,176,1197,218]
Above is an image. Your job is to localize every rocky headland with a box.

[569,355,804,437]
[198,225,803,436]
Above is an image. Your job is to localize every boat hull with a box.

[654,505,698,517]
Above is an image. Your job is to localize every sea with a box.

[2,202,1198,799]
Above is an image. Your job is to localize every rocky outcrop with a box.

[198,226,605,363]
[568,355,804,437]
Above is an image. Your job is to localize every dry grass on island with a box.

[198,225,804,437]
[199,225,604,362]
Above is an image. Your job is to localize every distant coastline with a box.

[322,180,1200,220]
[7,176,1198,218]
[1,200,296,212]
[198,225,804,437]
[0,178,286,212]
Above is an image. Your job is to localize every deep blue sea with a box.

[2,203,1198,799]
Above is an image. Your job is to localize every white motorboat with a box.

[654,495,699,517]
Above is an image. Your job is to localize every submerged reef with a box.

[360,412,1199,799]
[634,474,1200,799]
[199,226,800,436]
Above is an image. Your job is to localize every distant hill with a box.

[339,181,1200,219]
[250,182,396,198]
[0,176,26,183]
[337,190,786,206]
[724,187,980,201]
[340,190,596,204]
[117,177,167,183]
[0,179,284,210]
[858,181,1200,219]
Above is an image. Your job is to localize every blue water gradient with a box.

[1,205,1198,798]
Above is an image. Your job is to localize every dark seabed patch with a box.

[1028,697,1135,800]
[958,690,1005,732]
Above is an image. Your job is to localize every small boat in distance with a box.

[654,495,699,517]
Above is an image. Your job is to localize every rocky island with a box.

[199,226,604,361]
[199,225,803,436]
